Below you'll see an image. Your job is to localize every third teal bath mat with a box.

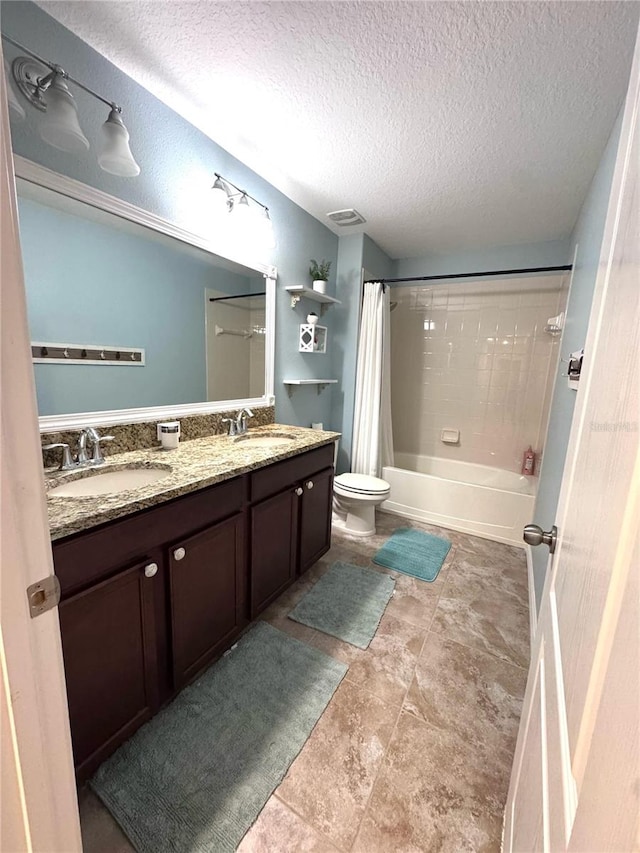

[373,528,451,581]
[288,562,395,649]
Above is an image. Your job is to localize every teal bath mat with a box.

[90,622,347,853]
[373,528,451,582]
[288,562,395,649]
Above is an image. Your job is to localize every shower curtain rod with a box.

[208,291,266,302]
[363,264,572,286]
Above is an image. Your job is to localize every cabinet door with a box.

[250,486,298,617]
[169,513,245,689]
[299,466,333,574]
[58,559,159,778]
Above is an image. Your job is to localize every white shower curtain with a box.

[352,282,394,476]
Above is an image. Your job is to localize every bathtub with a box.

[381,453,536,546]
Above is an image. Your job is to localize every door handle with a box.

[523,524,558,554]
[306,480,314,490]
[295,487,303,496]
[173,547,186,561]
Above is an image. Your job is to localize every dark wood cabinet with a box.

[249,444,334,616]
[250,487,298,615]
[58,558,159,778]
[52,443,334,778]
[169,513,245,689]
[299,466,333,574]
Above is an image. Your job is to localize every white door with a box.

[503,26,640,853]
[0,54,82,850]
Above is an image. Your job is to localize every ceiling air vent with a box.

[326,208,366,227]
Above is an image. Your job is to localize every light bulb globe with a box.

[98,108,140,177]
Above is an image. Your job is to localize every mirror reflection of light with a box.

[211,178,230,215]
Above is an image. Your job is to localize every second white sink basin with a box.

[48,466,171,498]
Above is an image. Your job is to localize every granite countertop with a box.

[45,424,340,541]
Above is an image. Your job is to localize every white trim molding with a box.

[13,157,278,433]
[37,396,276,433]
[13,156,277,280]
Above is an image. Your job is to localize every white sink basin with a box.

[235,435,295,449]
[48,466,171,498]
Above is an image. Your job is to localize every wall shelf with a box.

[285,285,341,314]
[283,379,337,397]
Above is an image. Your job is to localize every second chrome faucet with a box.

[222,408,254,437]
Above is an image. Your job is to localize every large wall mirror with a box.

[13,158,276,432]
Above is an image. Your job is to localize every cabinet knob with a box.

[173,547,186,561]
[306,480,314,490]
[144,562,158,578]
[295,487,303,496]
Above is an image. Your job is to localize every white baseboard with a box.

[525,544,537,646]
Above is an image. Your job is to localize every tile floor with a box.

[80,511,530,852]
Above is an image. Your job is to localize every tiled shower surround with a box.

[390,275,568,473]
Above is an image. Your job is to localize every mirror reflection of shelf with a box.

[283,379,337,398]
[299,324,327,353]
[285,285,341,314]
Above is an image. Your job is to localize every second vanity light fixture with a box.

[3,33,140,177]
[211,173,275,249]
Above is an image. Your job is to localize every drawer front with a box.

[250,444,334,503]
[53,477,245,596]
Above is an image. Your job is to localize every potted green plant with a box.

[309,259,331,293]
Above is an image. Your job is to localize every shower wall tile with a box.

[390,276,568,474]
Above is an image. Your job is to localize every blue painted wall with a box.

[531,111,623,608]
[393,238,572,282]
[331,233,393,473]
[18,195,256,415]
[331,234,363,471]
[2,1,339,427]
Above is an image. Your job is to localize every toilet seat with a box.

[334,473,390,496]
[333,473,390,536]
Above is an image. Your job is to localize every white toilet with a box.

[332,472,391,537]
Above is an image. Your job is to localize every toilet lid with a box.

[335,473,390,495]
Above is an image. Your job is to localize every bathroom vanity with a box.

[16,157,342,780]
[46,428,337,779]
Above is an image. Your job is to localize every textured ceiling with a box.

[34,1,638,258]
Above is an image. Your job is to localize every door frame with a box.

[0,58,82,850]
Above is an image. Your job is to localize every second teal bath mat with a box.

[288,562,395,648]
[373,528,451,582]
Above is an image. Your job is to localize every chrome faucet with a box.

[221,408,254,437]
[81,427,115,465]
[43,427,114,471]
[76,428,93,464]
[235,407,254,436]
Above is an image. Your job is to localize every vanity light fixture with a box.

[4,57,25,121]
[211,172,275,249]
[2,33,140,177]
